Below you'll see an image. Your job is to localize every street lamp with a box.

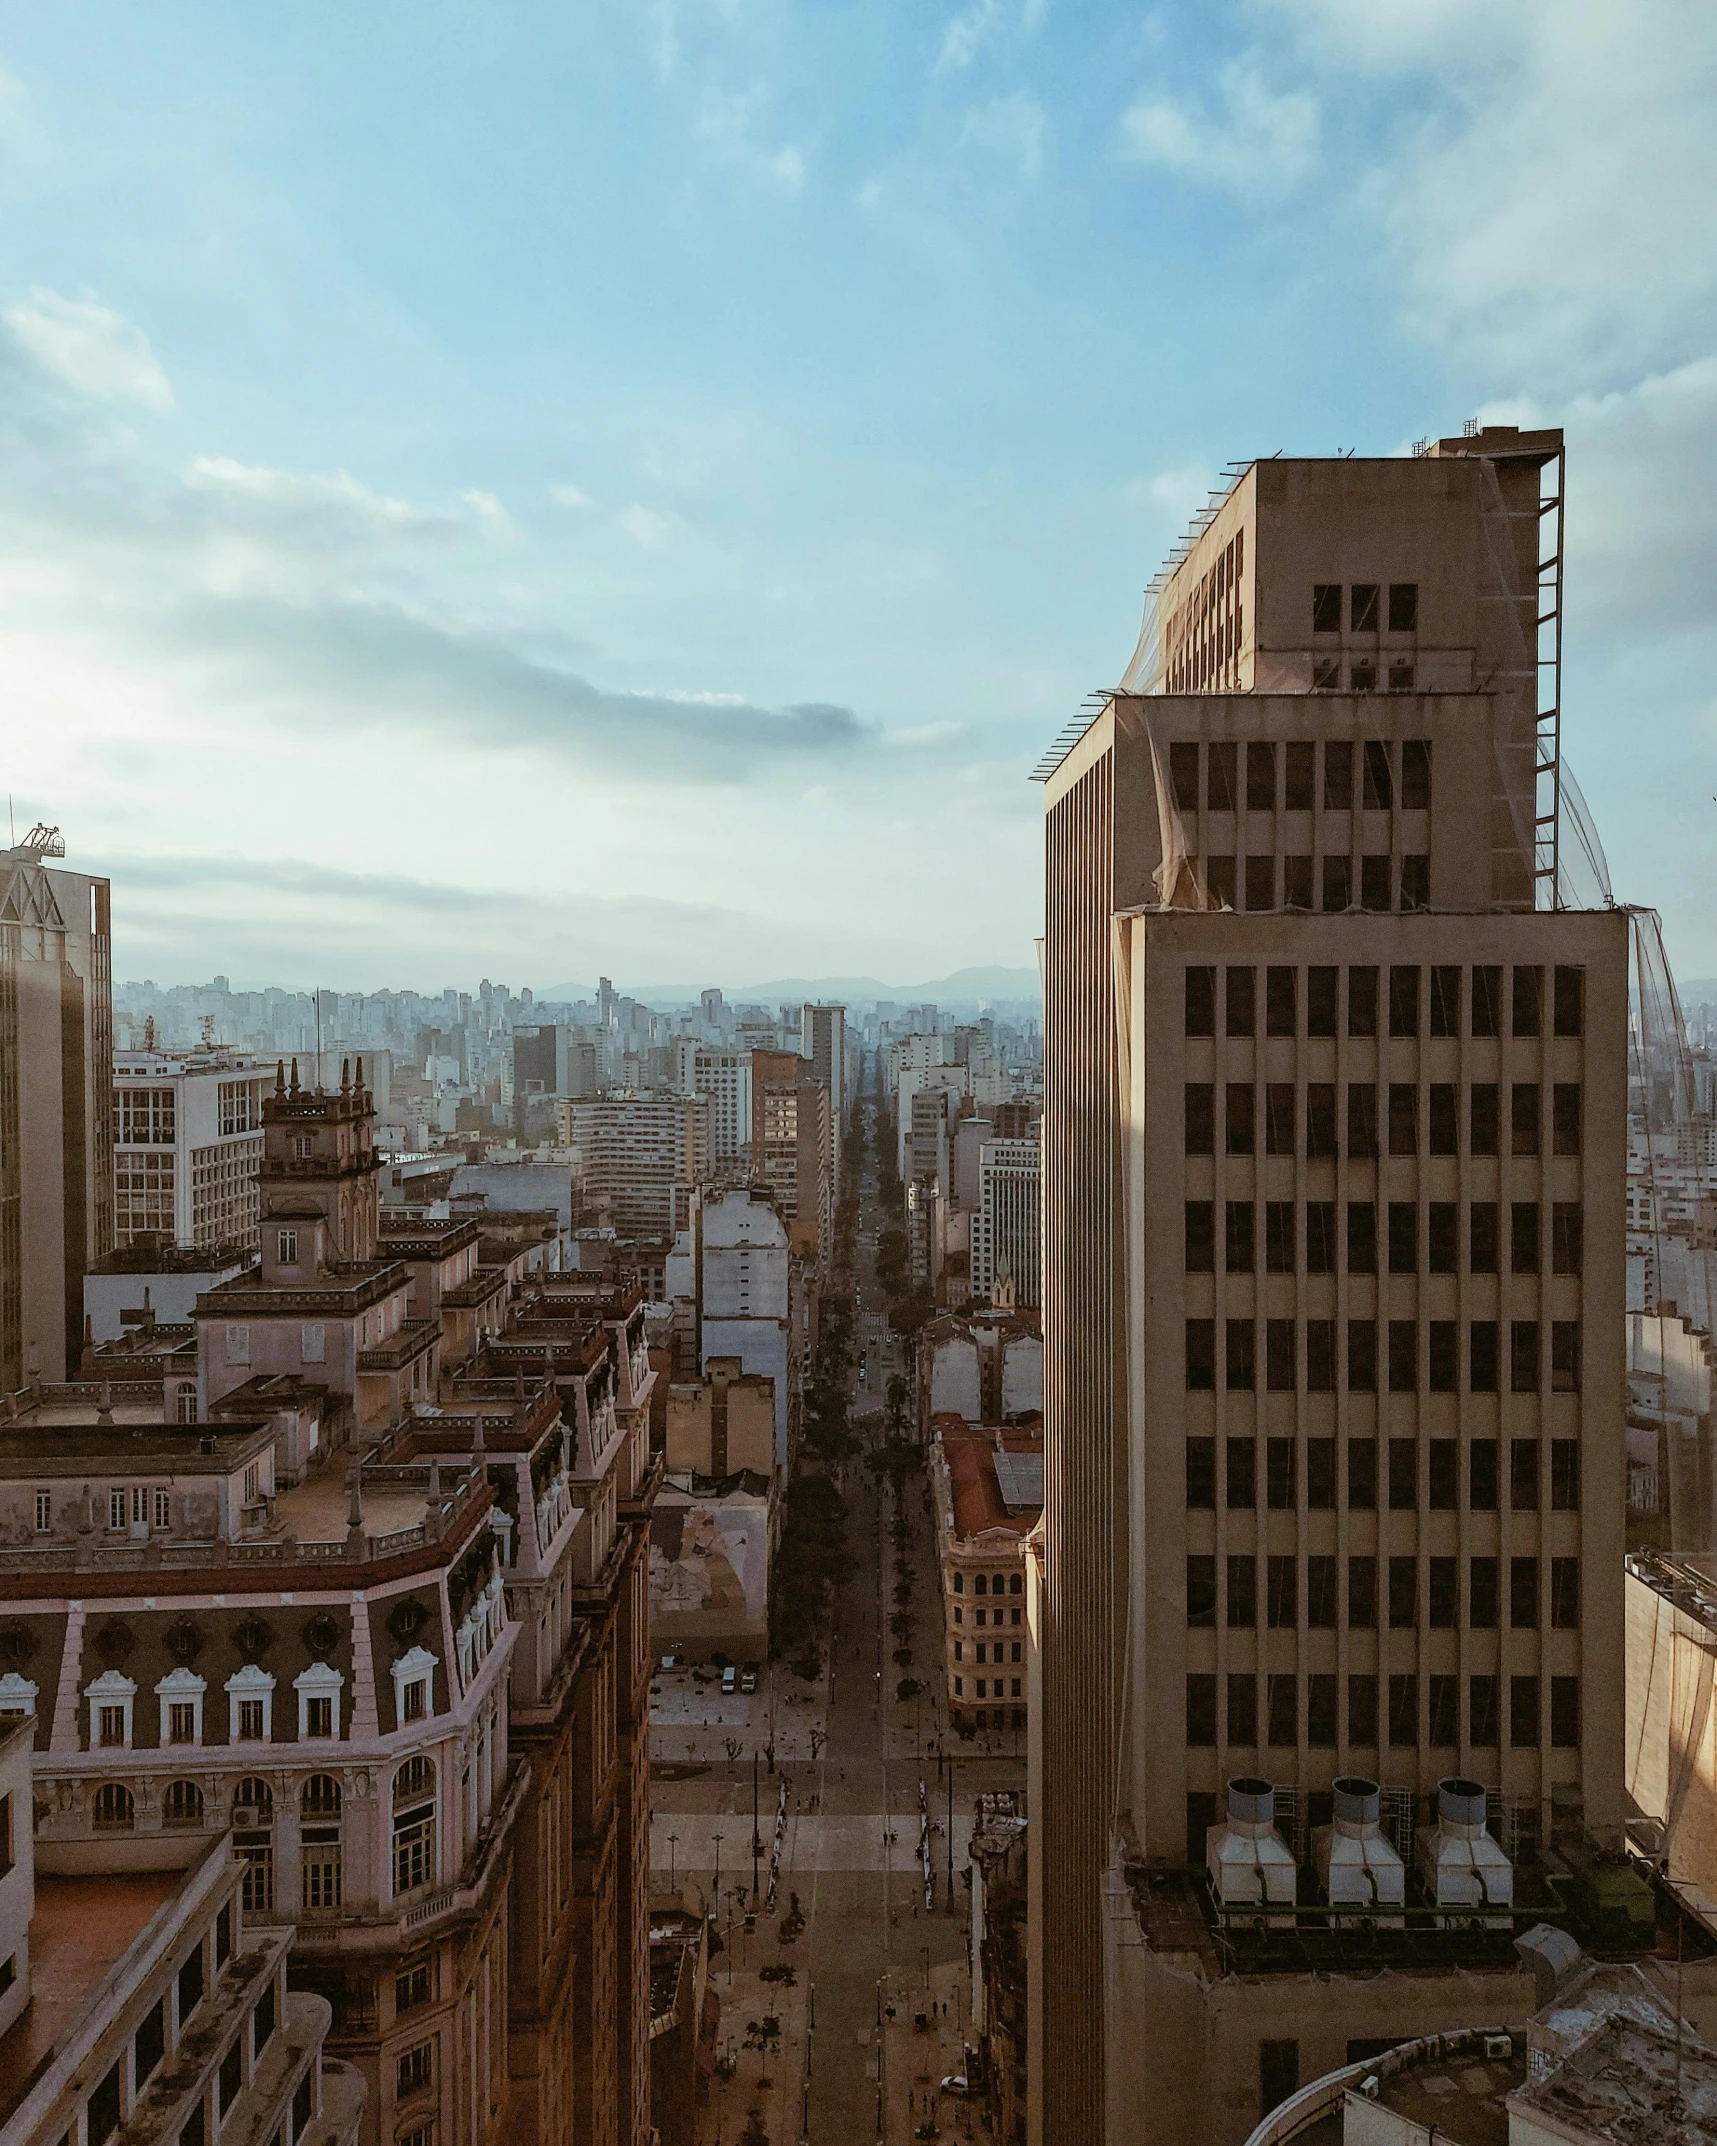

[666,1831,678,1892]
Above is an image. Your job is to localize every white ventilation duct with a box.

[1414,1777,1513,1926]
[1206,1776,1297,1925]
[1313,1775,1405,1924]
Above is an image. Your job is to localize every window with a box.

[177,1942,205,2025]
[1511,1555,1539,1628]
[301,1322,325,1364]
[1186,1439,1216,1508]
[1471,1084,1500,1155]
[164,1779,204,1828]
[1285,740,1315,808]
[1347,1086,1378,1159]
[1185,967,1216,1037]
[1347,1321,1376,1392]
[1553,965,1584,1037]
[393,1757,438,1897]
[1512,1085,1540,1155]
[402,1680,427,1724]
[254,1979,276,2054]
[1428,964,1460,1035]
[1348,1557,1378,1628]
[1266,1674,1297,1747]
[1225,1082,1254,1155]
[1266,1322,1295,1393]
[1306,1204,1335,1274]
[1265,966,1296,1034]
[1388,1440,1417,1509]
[1470,1440,1499,1510]
[1469,1203,1499,1274]
[1388,1204,1418,1274]
[1553,1084,1582,1155]
[1322,855,1352,911]
[1265,1203,1294,1272]
[1227,1556,1257,1627]
[302,1826,343,1911]
[1266,1082,1296,1155]
[1552,1441,1581,1510]
[1512,1439,1540,1510]
[1512,966,1543,1037]
[94,1781,135,1830]
[1226,1321,1255,1391]
[1390,665,1419,699]
[32,1491,49,1532]
[1266,1557,1297,1628]
[1388,583,1418,632]
[1185,1083,1214,1155]
[1307,1441,1335,1509]
[277,1228,299,1265]
[1247,742,1277,811]
[1428,1204,1457,1272]
[1511,1320,1540,1393]
[1226,1439,1256,1509]
[396,1957,433,2015]
[1551,1558,1581,1629]
[1388,1321,1418,1393]
[293,2076,313,2144]
[1351,584,1380,633]
[1361,854,1391,910]
[1470,1321,1499,1392]
[108,1488,126,1531]
[1470,1558,1498,1629]
[1511,1676,1540,1748]
[1389,1676,1419,1747]
[169,1702,196,1744]
[1552,1203,1583,1275]
[1313,656,1343,690]
[1226,1200,1255,1271]
[1512,1202,1541,1274]
[1307,1321,1335,1390]
[306,1697,334,1737]
[219,2040,243,2116]
[1428,1085,1458,1155]
[1207,856,1236,907]
[239,1700,265,1739]
[1400,856,1428,909]
[1208,743,1237,811]
[1284,855,1314,909]
[1307,965,1337,1034]
[1306,1085,1336,1158]
[1226,966,1256,1037]
[1551,1676,1581,1749]
[1169,742,1199,811]
[1428,1558,1457,1627]
[1470,1677,1500,1748]
[177,1386,199,1425]
[1347,1441,1377,1510]
[1266,1438,1296,1506]
[1312,584,1341,633]
[1388,1557,1416,1629]
[225,1322,250,1366]
[1388,966,1419,1037]
[1428,1322,1457,1391]
[1186,1558,1216,1627]
[90,2060,123,2146]
[1186,1675,1217,1747]
[1324,740,1353,808]
[1185,1320,1215,1391]
[1186,1201,1215,1271]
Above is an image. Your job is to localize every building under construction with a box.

[1031,428,1663,2144]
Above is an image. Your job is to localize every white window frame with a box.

[390,1646,439,1730]
[226,1323,250,1366]
[225,1663,276,1743]
[156,1666,207,1747]
[84,1669,137,1750]
[154,1487,172,1529]
[175,1385,199,1425]
[0,1674,38,1717]
[294,1661,344,1742]
[301,1322,325,1365]
[107,1488,126,1531]
[32,1492,49,1533]
[277,1228,298,1265]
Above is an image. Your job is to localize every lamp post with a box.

[666,1831,678,1892]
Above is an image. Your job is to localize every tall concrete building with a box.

[0,832,113,1386]
[800,1002,848,1199]
[1033,430,1632,2142]
[569,1094,710,1238]
[671,1042,752,1164]
[112,1046,268,1253]
[969,1135,1041,1309]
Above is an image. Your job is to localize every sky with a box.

[1,1,1713,993]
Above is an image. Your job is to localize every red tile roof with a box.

[934,1417,1043,1543]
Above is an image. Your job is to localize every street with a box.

[651,1104,1025,2142]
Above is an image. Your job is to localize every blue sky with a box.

[1,1,1713,990]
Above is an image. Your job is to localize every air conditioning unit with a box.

[232,1805,260,1829]
[1484,2034,1513,2061]
[1359,2078,1380,2101]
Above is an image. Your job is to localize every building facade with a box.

[0,833,113,1387]
[569,1096,710,1239]
[969,1136,1041,1310]
[1033,430,1630,2142]
[113,1046,268,1254]
[931,1418,1041,1735]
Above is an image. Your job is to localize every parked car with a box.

[939,2077,974,2098]
[740,1667,758,1694]
[721,1665,737,1694]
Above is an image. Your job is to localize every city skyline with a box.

[0,4,1712,986]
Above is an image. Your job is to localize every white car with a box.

[939,2075,974,2097]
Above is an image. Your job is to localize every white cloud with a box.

[937,0,999,74]
[549,483,594,509]
[694,86,805,193]
[960,92,1045,178]
[184,456,447,537]
[1120,57,1318,198]
[461,489,511,537]
[6,288,175,411]
[618,503,690,548]
[1267,0,1717,383]
[1126,462,1216,518]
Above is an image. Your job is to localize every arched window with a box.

[1009,1573,1023,1595]
[232,1775,274,1914]
[301,1774,342,1819]
[162,1779,205,1828]
[93,1782,134,1830]
[975,1573,988,1597]
[392,1757,437,1899]
[301,1775,343,1912]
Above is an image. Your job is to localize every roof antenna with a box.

[6,796,11,847]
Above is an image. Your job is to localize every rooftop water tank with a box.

[1313,1775,1405,1925]
[1206,1776,1297,1927]
[1414,1778,1513,1927]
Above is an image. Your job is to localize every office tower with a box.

[0,831,113,1385]
[800,1002,848,1198]
[569,1093,711,1237]
[1033,429,1630,2141]
[969,1136,1042,1309]
[673,1043,753,1163]
[112,1044,268,1252]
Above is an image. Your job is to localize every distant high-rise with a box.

[0,832,112,1385]
[801,1002,848,1199]
[1033,430,1631,2140]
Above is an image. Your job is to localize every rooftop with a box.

[1514,2011,1717,2146]
[0,1872,181,2130]
[0,1421,273,1473]
[935,1418,1044,1541]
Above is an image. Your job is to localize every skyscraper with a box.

[0,830,112,1385]
[1032,429,1631,2140]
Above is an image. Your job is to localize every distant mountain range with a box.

[536,963,1041,1009]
